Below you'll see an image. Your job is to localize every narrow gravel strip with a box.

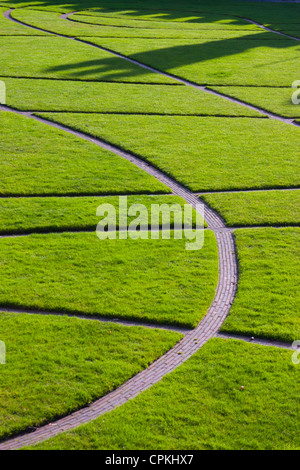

[217,332,295,350]
[241,16,300,40]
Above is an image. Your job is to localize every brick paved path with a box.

[0,7,293,450]
[0,100,237,449]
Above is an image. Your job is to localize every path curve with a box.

[0,102,237,450]
[0,6,290,449]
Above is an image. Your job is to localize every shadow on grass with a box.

[3,0,300,82]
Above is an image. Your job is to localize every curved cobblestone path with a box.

[0,6,295,449]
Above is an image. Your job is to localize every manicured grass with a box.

[211,86,300,119]
[76,2,300,29]
[1,77,260,116]
[0,6,48,35]
[0,195,203,235]
[200,190,300,227]
[222,228,300,343]
[0,35,172,83]
[0,112,168,196]
[28,338,300,450]
[83,36,299,86]
[11,8,261,39]
[39,113,300,192]
[74,10,260,30]
[0,311,181,440]
[0,231,218,328]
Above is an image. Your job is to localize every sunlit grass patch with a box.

[0,311,181,440]
[28,338,300,450]
[0,231,218,327]
[0,194,204,235]
[222,227,300,343]
[200,190,300,227]
[38,113,300,192]
[0,112,168,196]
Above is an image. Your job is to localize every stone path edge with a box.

[0,113,236,451]
[0,7,296,450]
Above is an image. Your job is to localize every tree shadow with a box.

[43,32,300,82]
[3,0,300,82]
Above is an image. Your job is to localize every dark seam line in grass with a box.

[0,107,238,451]
[68,36,293,41]
[0,75,290,89]
[0,306,191,335]
[0,74,183,86]
[224,225,300,230]
[0,34,49,36]
[59,14,300,127]
[0,226,204,237]
[15,111,267,118]
[66,16,272,34]
[4,9,295,125]
[208,84,296,88]
[196,187,300,194]
[1,225,297,237]
[216,333,294,350]
[72,9,261,25]
[0,192,172,198]
[0,10,241,450]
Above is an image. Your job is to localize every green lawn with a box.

[27,338,300,450]
[0,195,203,235]
[200,190,300,227]
[81,36,300,86]
[11,8,261,39]
[211,86,300,119]
[0,311,181,440]
[1,77,260,116]
[38,113,300,192]
[0,112,168,196]
[0,231,218,328]
[0,6,48,35]
[1,0,299,451]
[222,228,300,343]
[0,35,172,83]
[73,10,260,31]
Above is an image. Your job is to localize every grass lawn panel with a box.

[200,190,300,227]
[0,195,204,235]
[27,338,300,450]
[222,228,300,343]
[0,311,181,440]
[80,36,300,86]
[73,11,260,31]
[0,6,48,35]
[211,86,300,119]
[38,113,300,192]
[0,231,218,328]
[0,35,172,83]
[0,112,168,196]
[11,9,262,39]
[1,77,260,116]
